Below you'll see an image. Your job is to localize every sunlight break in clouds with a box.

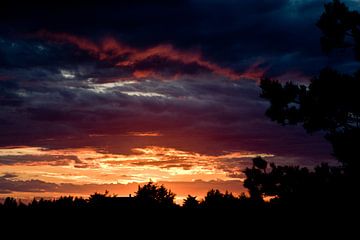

[0,146,274,185]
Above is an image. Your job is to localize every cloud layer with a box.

[1,0,354,197]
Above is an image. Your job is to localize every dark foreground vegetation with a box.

[0,170,355,237]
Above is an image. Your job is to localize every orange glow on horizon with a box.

[0,145,275,202]
[0,145,274,184]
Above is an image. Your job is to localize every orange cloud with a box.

[0,145,274,202]
[35,30,266,80]
[0,145,274,185]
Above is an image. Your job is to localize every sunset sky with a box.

[1,0,358,201]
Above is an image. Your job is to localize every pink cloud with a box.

[35,30,266,81]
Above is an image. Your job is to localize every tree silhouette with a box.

[201,189,239,208]
[2,197,17,209]
[243,157,268,201]
[260,1,360,172]
[253,156,268,172]
[183,195,199,208]
[243,157,349,208]
[134,182,176,208]
[317,0,360,59]
[88,191,111,208]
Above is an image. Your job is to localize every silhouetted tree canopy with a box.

[3,197,17,209]
[134,181,176,208]
[317,0,360,59]
[243,157,350,207]
[243,157,268,201]
[261,68,360,132]
[260,0,360,171]
[253,156,268,172]
[201,189,239,208]
[183,195,199,208]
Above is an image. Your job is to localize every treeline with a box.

[0,159,354,239]
[0,186,254,210]
[0,180,258,210]
[0,157,354,210]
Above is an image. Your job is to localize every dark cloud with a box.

[1,0,358,77]
[0,72,335,165]
[0,80,22,106]
[0,176,59,193]
[0,154,81,166]
[1,173,18,179]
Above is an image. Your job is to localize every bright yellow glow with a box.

[0,145,274,185]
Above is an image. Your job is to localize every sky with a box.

[0,0,359,201]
